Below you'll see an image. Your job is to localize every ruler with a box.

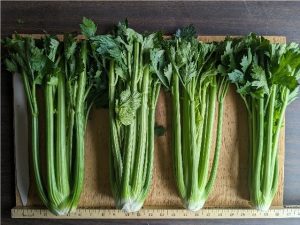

[11,206,300,219]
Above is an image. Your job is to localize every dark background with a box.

[1,1,300,225]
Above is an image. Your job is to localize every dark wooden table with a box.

[1,1,300,225]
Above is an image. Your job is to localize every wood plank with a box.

[2,1,300,44]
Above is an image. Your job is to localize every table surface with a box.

[1,1,300,225]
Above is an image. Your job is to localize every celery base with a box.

[253,197,273,212]
[117,199,143,213]
[184,199,206,211]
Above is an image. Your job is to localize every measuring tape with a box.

[11,206,300,219]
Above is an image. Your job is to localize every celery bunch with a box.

[3,34,102,215]
[82,19,166,212]
[164,26,229,211]
[221,34,300,210]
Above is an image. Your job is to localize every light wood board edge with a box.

[15,34,287,43]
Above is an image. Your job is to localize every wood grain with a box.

[2,1,300,225]
[2,1,300,44]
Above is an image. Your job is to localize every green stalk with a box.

[129,123,137,187]
[181,89,190,189]
[198,83,217,192]
[45,83,61,207]
[66,109,75,177]
[141,128,149,190]
[248,109,253,202]
[203,78,229,201]
[108,61,123,198]
[253,96,264,208]
[187,86,199,208]
[108,63,121,204]
[21,71,35,116]
[204,100,224,198]
[270,158,279,198]
[55,71,70,202]
[250,98,257,203]
[69,41,87,212]
[270,89,289,179]
[31,115,50,205]
[20,72,50,208]
[121,41,140,203]
[172,72,186,199]
[141,80,157,186]
[109,140,119,203]
[24,83,54,213]
[136,84,158,204]
[198,84,209,187]
[132,66,149,195]
[196,83,208,178]
[262,86,276,198]
[266,89,289,208]
[196,84,205,144]
[69,106,85,212]
[66,80,76,177]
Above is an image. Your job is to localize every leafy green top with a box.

[219,34,300,101]
[163,25,218,93]
[3,35,49,85]
[81,18,167,125]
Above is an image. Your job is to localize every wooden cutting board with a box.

[15,36,286,211]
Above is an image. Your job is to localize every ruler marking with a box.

[11,207,300,219]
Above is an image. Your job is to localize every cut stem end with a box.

[184,199,206,211]
[117,199,143,213]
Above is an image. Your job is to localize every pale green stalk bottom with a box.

[184,199,206,212]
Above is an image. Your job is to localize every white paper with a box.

[13,73,29,206]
